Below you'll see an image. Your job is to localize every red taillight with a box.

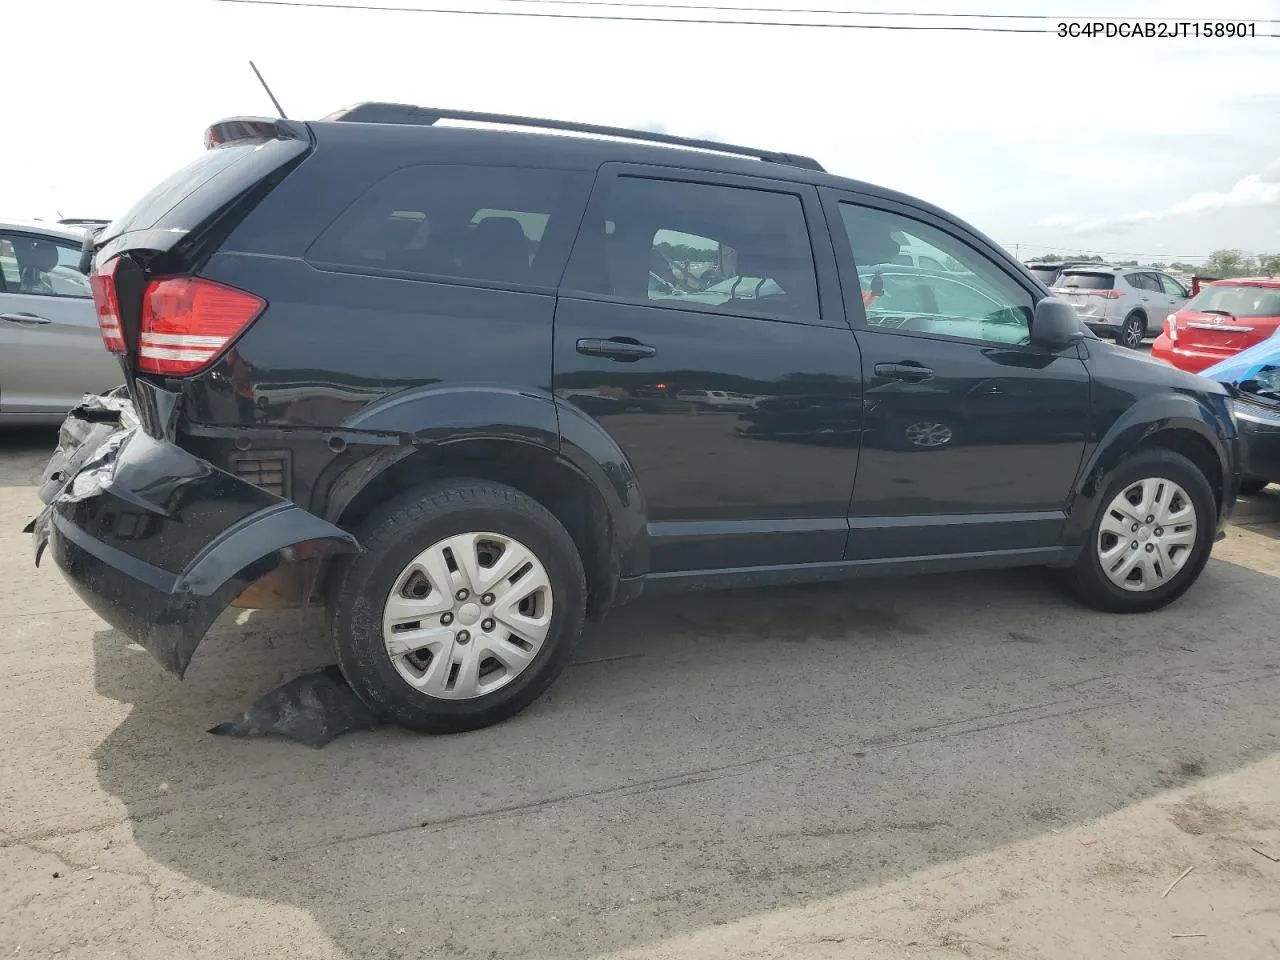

[90,258,125,354]
[137,277,264,376]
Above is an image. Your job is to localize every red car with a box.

[1152,277,1280,373]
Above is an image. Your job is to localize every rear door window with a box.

[567,175,821,323]
[307,166,591,289]
[1058,272,1115,290]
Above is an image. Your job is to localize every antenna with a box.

[249,61,288,119]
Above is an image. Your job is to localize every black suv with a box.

[29,104,1241,733]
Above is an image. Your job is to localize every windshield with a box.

[1188,283,1280,318]
[1057,272,1115,290]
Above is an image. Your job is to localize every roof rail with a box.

[322,102,825,172]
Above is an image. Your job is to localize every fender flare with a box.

[319,384,649,578]
[1062,392,1233,546]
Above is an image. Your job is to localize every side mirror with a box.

[1031,297,1087,351]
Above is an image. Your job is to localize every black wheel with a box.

[1239,477,1269,495]
[1120,312,1147,349]
[1064,449,1215,613]
[328,479,587,734]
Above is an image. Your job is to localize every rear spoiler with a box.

[204,116,309,149]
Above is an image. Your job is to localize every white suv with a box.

[1052,266,1190,348]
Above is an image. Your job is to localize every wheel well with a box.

[335,441,619,620]
[1136,429,1223,513]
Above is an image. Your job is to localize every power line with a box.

[206,0,1072,32]
[214,0,1280,28]
[1004,243,1230,261]
[397,0,1280,24]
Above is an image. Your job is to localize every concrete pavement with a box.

[2,425,1279,959]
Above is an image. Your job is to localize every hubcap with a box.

[1097,478,1198,592]
[905,420,953,448]
[382,532,553,699]
[1124,319,1143,347]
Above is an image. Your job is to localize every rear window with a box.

[100,138,309,248]
[307,165,591,289]
[1057,272,1115,290]
[1189,284,1280,318]
[109,144,260,235]
[1028,265,1059,284]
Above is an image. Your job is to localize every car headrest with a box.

[13,238,61,273]
[849,228,902,267]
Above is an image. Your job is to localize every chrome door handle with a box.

[0,312,52,325]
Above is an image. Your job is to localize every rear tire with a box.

[329,479,587,734]
[1065,449,1215,613]
[1120,312,1146,349]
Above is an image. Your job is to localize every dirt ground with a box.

[2,425,1279,960]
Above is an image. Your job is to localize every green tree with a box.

[1201,249,1256,278]
[1256,253,1280,277]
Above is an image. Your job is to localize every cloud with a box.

[1044,160,1280,238]
[1069,211,1160,236]
[1167,168,1280,216]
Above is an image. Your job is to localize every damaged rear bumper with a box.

[28,394,359,678]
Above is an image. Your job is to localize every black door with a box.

[826,194,1090,560]
[553,165,862,573]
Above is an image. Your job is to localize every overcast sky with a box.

[7,0,1280,264]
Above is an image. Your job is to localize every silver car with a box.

[1052,266,1190,349]
[0,219,121,424]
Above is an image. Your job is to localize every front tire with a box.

[1120,312,1146,349]
[329,479,587,734]
[1065,449,1215,613]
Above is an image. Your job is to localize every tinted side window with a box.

[1126,273,1157,292]
[837,204,1033,346]
[0,233,90,298]
[568,176,820,323]
[307,166,592,289]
